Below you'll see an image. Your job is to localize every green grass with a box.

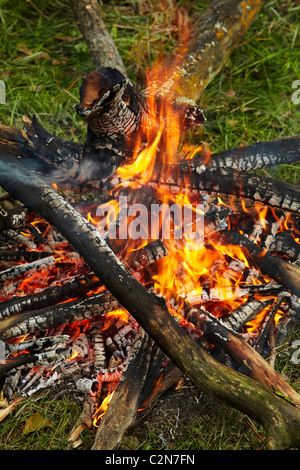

[0,0,300,451]
[0,391,95,450]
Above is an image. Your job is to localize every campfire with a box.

[0,54,300,450]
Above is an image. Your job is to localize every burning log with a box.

[222,298,274,332]
[2,228,38,250]
[0,0,299,446]
[89,319,107,371]
[0,250,55,263]
[0,346,72,379]
[6,335,70,355]
[22,362,83,398]
[2,117,300,194]
[253,296,287,358]
[185,306,300,406]
[179,165,300,215]
[0,153,299,449]
[70,0,265,109]
[103,148,300,222]
[123,239,169,272]
[73,67,148,183]
[268,230,300,262]
[196,135,300,172]
[0,66,150,186]
[0,255,56,283]
[70,325,145,447]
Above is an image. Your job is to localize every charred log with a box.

[253,296,287,357]
[0,250,54,263]
[268,230,300,261]
[6,335,70,355]
[0,346,72,379]
[197,135,300,172]
[0,117,82,182]
[0,255,56,283]
[92,329,154,450]
[74,67,146,182]
[71,0,127,75]
[222,298,274,332]
[0,205,27,233]
[1,228,38,250]
[2,118,300,194]
[180,166,300,215]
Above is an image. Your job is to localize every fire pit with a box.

[0,0,300,451]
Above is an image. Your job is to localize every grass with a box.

[0,0,300,451]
